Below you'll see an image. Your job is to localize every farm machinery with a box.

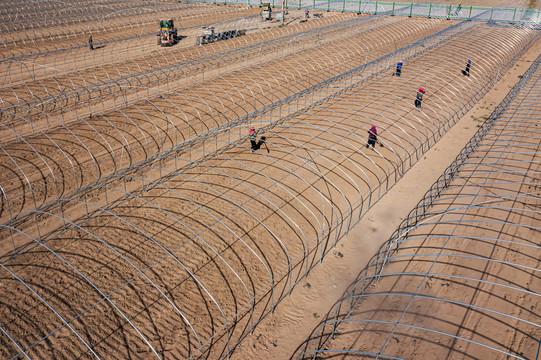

[196,27,246,46]
[157,19,181,46]
[260,2,272,21]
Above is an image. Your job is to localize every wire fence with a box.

[190,0,541,24]
[297,52,541,360]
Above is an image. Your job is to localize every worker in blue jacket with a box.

[395,60,403,76]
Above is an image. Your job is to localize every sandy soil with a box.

[0,3,540,360]
[291,50,541,360]
[0,11,362,108]
[0,3,257,57]
[0,16,450,245]
[232,33,541,360]
[0,9,358,89]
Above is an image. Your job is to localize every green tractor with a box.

[158,19,181,46]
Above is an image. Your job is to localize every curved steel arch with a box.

[297,47,541,360]
[0,222,160,359]
[2,8,541,360]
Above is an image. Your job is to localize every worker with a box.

[395,60,403,77]
[464,59,471,76]
[366,125,378,149]
[454,4,462,16]
[305,9,309,19]
[415,87,425,112]
[249,127,258,151]
[89,34,94,50]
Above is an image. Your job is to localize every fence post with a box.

[391,2,395,15]
[409,2,413,17]
[512,8,516,22]
[489,7,493,21]
[468,5,472,18]
[313,0,315,9]
[343,0,346,12]
[447,4,451,19]
[327,0,330,11]
[374,0,378,14]
[358,0,362,13]
[428,4,432,18]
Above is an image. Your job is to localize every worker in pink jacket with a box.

[366,125,378,149]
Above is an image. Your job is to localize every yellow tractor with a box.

[158,19,181,46]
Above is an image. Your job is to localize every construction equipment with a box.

[157,19,181,47]
[260,3,272,21]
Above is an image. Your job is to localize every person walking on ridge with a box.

[89,34,94,50]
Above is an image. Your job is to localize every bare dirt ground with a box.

[0,3,257,57]
[233,37,541,359]
[291,50,541,360]
[0,9,357,92]
[0,16,450,245]
[0,2,540,360]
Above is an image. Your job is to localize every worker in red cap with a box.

[415,87,425,111]
[249,127,258,151]
[366,125,378,149]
